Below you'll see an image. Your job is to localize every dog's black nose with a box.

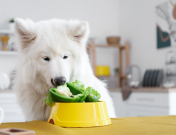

[53,76,66,86]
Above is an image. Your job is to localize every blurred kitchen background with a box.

[1,0,176,122]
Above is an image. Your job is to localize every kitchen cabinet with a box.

[109,91,128,117]
[109,88,176,117]
[0,90,25,123]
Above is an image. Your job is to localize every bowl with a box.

[48,101,111,127]
[96,66,110,76]
[107,36,120,44]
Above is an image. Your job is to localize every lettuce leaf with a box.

[85,87,101,100]
[70,80,85,90]
[44,93,55,107]
[70,80,101,101]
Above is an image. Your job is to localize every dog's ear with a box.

[67,20,90,43]
[15,18,37,50]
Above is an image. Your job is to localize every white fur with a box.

[14,18,116,121]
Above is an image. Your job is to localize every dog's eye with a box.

[43,57,50,61]
[63,55,68,59]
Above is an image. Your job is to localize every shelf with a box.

[108,88,176,93]
[0,30,15,35]
[96,44,120,47]
[0,51,18,55]
[88,44,121,48]
[97,75,119,78]
[87,42,130,87]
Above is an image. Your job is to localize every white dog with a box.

[14,18,116,121]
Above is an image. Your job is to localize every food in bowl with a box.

[45,80,101,106]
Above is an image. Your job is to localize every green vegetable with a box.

[67,82,85,95]
[44,80,101,106]
[50,86,85,103]
[67,81,101,102]
[85,87,101,102]
[86,94,99,102]
[55,83,72,97]
[44,93,55,107]
[69,80,85,90]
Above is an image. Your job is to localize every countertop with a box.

[109,87,176,92]
[1,116,176,135]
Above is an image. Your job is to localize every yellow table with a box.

[1,116,176,135]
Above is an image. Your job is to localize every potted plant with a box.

[114,68,119,76]
[9,18,15,31]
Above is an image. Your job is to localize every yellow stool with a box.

[48,101,111,127]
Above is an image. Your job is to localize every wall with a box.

[0,0,120,77]
[119,0,175,78]
[2,0,171,86]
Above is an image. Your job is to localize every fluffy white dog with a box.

[14,18,116,121]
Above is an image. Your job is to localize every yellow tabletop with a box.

[1,116,176,135]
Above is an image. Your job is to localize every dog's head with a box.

[15,18,90,92]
